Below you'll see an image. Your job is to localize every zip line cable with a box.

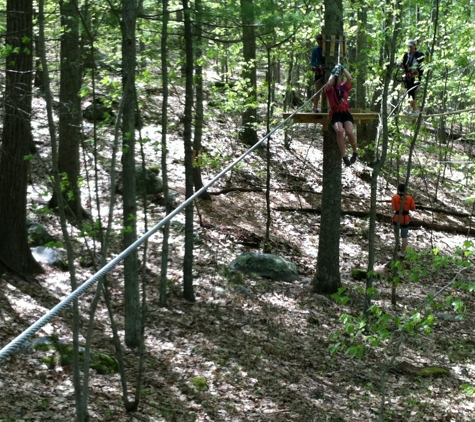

[0,51,362,361]
[0,94,318,362]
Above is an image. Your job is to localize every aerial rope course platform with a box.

[283,34,379,129]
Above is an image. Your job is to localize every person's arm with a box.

[342,68,352,84]
[311,47,318,68]
[401,53,408,71]
[325,73,336,92]
[416,51,424,76]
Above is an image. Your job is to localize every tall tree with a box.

[182,0,196,302]
[364,0,402,315]
[121,0,141,347]
[49,0,87,221]
[239,0,258,146]
[192,0,211,201]
[159,0,171,305]
[312,2,344,294]
[0,0,43,276]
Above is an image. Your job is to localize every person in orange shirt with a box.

[392,183,416,258]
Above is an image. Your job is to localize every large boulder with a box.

[26,219,54,246]
[31,337,118,375]
[116,166,163,196]
[31,246,66,270]
[229,252,299,282]
[135,166,163,196]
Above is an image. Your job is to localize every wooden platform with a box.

[282,112,379,130]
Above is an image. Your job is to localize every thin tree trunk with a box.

[182,0,196,302]
[121,0,141,347]
[37,1,86,419]
[364,0,401,315]
[160,0,171,305]
[239,0,258,146]
[192,0,211,201]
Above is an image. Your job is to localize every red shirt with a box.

[325,81,351,120]
[392,194,416,224]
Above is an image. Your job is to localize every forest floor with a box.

[1,83,475,422]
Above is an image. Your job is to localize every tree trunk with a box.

[239,0,258,146]
[121,0,141,347]
[192,0,211,201]
[0,0,43,276]
[49,0,87,222]
[364,0,401,315]
[312,0,344,294]
[354,1,377,163]
[182,0,196,302]
[160,0,171,305]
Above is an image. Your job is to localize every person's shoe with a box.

[343,155,351,167]
[350,152,358,164]
[313,107,319,113]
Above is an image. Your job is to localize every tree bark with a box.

[49,0,88,222]
[239,0,258,146]
[182,0,196,302]
[159,0,171,306]
[192,0,212,201]
[121,0,141,347]
[0,0,43,276]
[312,0,344,295]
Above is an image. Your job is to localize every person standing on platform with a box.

[401,40,424,116]
[311,34,325,113]
[324,64,358,167]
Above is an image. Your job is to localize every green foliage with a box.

[190,376,208,391]
[331,287,350,305]
[193,151,232,171]
[331,242,472,359]
[80,219,102,239]
[461,384,475,395]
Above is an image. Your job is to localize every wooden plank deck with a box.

[282,112,379,127]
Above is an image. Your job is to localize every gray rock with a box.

[135,166,163,196]
[435,312,463,322]
[83,99,115,122]
[26,219,54,246]
[312,293,332,304]
[31,246,67,270]
[30,336,118,374]
[117,166,163,196]
[229,252,299,282]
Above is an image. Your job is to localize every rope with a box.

[0,101,314,362]
[421,107,475,118]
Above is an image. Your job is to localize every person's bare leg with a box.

[401,238,408,253]
[344,121,357,153]
[333,122,346,157]
[314,80,324,110]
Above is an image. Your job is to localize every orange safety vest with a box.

[392,194,415,225]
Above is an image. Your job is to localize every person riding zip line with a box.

[324,63,358,167]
